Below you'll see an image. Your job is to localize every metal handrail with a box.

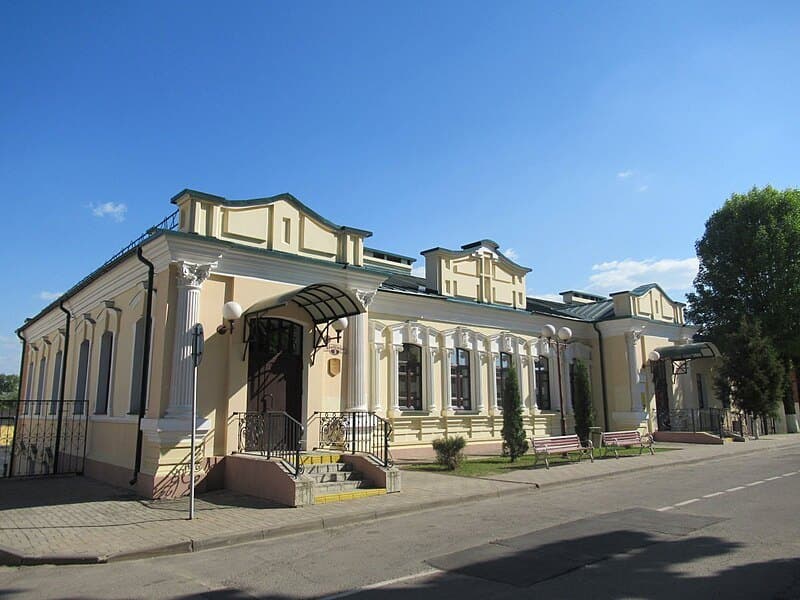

[233,411,305,477]
[311,411,393,467]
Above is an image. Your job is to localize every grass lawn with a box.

[402,446,679,477]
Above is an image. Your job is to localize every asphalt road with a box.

[1,446,799,599]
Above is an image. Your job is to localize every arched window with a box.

[495,352,512,408]
[450,348,471,410]
[74,339,90,415]
[50,350,63,415]
[23,361,34,414]
[95,331,114,415]
[129,317,148,415]
[535,356,551,410]
[398,343,422,411]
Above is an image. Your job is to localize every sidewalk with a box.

[1,435,798,566]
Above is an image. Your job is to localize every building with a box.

[13,189,732,501]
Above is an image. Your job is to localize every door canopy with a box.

[244,283,366,364]
[652,341,720,376]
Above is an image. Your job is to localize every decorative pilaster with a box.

[166,261,215,417]
[626,329,645,412]
[441,347,454,415]
[426,348,437,413]
[473,349,484,413]
[488,351,499,415]
[371,341,384,413]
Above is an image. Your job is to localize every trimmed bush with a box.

[502,365,529,461]
[572,359,594,443]
[432,435,466,470]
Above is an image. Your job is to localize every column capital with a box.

[175,261,216,289]
[354,288,377,309]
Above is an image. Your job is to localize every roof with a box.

[380,273,437,295]
[420,240,531,274]
[170,188,373,238]
[558,290,608,302]
[525,297,615,322]
[363,247,417,263]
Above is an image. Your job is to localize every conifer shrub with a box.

[572,360,594,443]
[432,435,466,470]
[502,365,529,461]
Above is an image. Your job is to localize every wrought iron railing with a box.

[233,411,304,477]
[2,400,89,477]
[312,411,393,467]
[667,408,725,438]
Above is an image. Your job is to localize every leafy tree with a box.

[571,360,594,443]
[713,317,785,418]
[0,373,19,409]
[501,365,529,461]
[687,186,800,411]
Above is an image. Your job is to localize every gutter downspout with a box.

[52,302,71,474]
[593,322,610,431]
[7,331,26,477]
[131,246,155,486]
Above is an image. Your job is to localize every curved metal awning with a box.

[654,342,720,361]
[246,283,364,324]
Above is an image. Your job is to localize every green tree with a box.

[571,360,594,443]
[501,365,529,461]
[714,317,785,417]
[687,186,800,411]
[0,373,19,409]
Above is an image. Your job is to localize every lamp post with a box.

[541,324,572,436]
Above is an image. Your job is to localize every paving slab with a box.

[0,434,797,566]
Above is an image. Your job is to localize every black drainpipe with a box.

[131,247,155,486]
[52,301,72,474]
[7,331,27,477]
[593,322,610,431]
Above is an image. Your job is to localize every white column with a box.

[389,344,403,416]
[473,349,483,413]
[426,348,437,413]
[166,261,214,417]
[371,341,384,413]
[529,344,539,415]
[347,290,375,412]
[518,354,530,415]
[626,330,644,412]
[441,347,454,415]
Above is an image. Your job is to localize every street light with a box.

[541,324,572,436]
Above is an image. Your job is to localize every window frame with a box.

[95,331,114,415]
[398,343,423,411]
[535,355,551,411]
[450,348,472,411]
[495,351,513,409]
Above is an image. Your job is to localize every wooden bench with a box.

[531,434,593,469]
[601,430,654,458]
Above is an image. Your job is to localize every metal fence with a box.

[233,411,304,477]
[667,408,726,437]
[1,400,89,477]
[312,411,393,467]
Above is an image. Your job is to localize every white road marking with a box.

[725,486,746,492]
[320,569,443,599]
[746,481,764,487]
[782,471,798,477]
[702,491,725,498]
[765,476,781,481]
[656,506,674,512]
[674,498,700,507]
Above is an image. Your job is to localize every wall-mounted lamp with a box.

[216,301,243,335]
[648,350,661,363]
[311,316,349,365]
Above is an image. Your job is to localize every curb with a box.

[2,439,796,567]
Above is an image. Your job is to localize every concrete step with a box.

[307,470,363,484]
[304,462,353,475]
[315,488,387,504]
[300,453,342,466]
[313,479,374,495]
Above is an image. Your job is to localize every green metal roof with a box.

[653,342,719,360]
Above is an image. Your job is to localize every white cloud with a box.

[588,257,699,295]
[617,170,634,179]
[637,185,649,193]
[90,201,127,222]
[411,265,426,278]
[38,291,63,301]
[504,247,520,261]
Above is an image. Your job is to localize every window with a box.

[450,348,471,410]
[74,340,90,415]
[535,356,551,410]
[35,357,47,414]
[697,374,705,409]
[129,318,148,414]
[50,350,63,415]
[398,343,422,411]
[495,352,512,408]
[95,331,114,414]
[23,361,34,414]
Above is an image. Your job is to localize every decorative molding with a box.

[175,261,216,288]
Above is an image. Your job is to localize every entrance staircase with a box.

[300,453,387,504]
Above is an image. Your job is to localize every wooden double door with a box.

[247,318,304,422]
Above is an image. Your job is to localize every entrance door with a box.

[652,359,670,431]
[247,318,304,422]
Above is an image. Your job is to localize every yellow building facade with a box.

[15,189,735,499]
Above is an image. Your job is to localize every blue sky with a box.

[2,1,799,373]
